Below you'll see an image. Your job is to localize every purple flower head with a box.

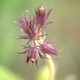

[19,17,36,40]
[26,46,39,64]
[40,42,58,55]
[18,6,59,66]
[34,6,53,28]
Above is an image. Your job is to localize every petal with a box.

[46,8,53,19]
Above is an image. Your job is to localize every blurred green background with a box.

[0,0,80,80]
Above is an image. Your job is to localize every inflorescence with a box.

[18,6,58,66]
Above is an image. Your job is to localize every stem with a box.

[45,54,54,80]
[35,30,54,80]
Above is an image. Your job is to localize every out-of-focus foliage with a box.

[0,0,80,80]
[36,65,50,80]
[0,65,24,80]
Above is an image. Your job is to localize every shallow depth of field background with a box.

[0,0,80,80]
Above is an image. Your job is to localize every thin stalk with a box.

[45,54,54,80]
[35,31,54,80]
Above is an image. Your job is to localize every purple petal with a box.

[40,42,58,55]
[46,8,53,20]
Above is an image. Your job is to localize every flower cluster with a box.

[18,6,58,66]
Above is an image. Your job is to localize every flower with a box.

[40,42,58,55]
[34,6,53,28]
[18,6,58,66]
[19,17,36,40]
[26,46,39,65]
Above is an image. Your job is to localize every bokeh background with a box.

[0,0,80,80]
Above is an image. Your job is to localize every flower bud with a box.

[26,46,39,64]
[19,17,36,40]
[40,42,58,55]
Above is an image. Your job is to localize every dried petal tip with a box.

[40,42,58,55]
[37,6,45,15]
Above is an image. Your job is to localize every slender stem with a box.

[35,30,54,80]
[45,54,54,80]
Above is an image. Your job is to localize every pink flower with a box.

[34,6,53,28]
[40,42,58,55]
[19,17,36,40]
[26,46,39,65]
[18,6,58,66]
